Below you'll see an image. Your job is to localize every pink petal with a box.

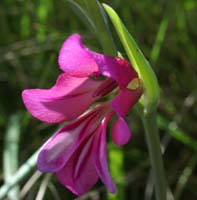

[58,33,138,88]
[111,88,142,117]
[93,114,116,193]
[58,34,99,77]
[37,123,82,173]
[56,136,99,196]
[112,117,131,146]
[37,108,101,172]
[22,73,101,123]
[90,52,137,88]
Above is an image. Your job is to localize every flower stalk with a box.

[103,4,167,200]
[142,111,167,200]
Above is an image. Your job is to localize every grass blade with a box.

[3,114,21,200]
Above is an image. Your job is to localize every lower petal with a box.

[112,117,131,146]
[93,116,116,193]
[38,124,83,172]
[111,87,142,117]
[56,137,99,196]
[37,109,98,172]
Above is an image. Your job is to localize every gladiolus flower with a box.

[22,34,142,195]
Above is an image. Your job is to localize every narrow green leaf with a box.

[68,0,116,55]
[65,0,96,33]
[0,150,39,199]
[174,154,196,200]
[103,4,160,113]
[157,115,197,151]
[150,15,170,64]
[82,0,116,55]
[3,114,21,200]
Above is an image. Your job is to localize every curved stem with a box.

[142,111,167,200]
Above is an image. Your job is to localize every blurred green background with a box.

[0,0,196,200]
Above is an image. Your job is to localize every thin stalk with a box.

[150,0,177,64]
[35,174,52,200]
[0,150,39,199]
[20,171,42,199]
[142,111,167,200]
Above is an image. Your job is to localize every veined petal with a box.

[54,105,113,195]
[111,87,142,117]
[22,73,101,123]
[112,117,131,146]
[37,123,83,173]
[58,34,99,77]
[37,107,101,172]
[94,113,116,193]
[56,135,99,196]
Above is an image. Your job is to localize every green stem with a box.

[0,150,39,199]
[142,111,167,200]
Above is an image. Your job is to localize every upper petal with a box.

[58,34,99,77]
[58,33,138,88]
[22,73,101,123]
[90,51,137,88]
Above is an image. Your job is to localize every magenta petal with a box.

[58,34,99,77]
[94,115,116,193]
[111,88,142,117]
[112,117,131,146]
[56,137,99,196]
[38,121,84,172]
[89,51,137,88]
[22,73,101,123]
[58,33,138,88]
[37,108,100,173]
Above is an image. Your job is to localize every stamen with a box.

[93,78,118,98]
